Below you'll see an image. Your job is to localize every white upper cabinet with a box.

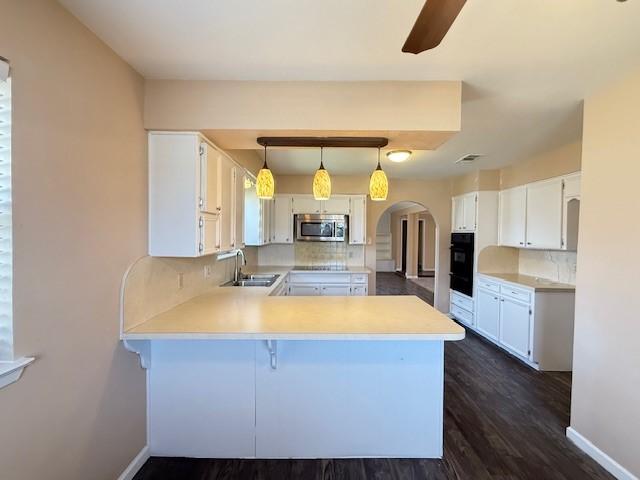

[349,195,367,245]
[261,199,273,245]
[498,186,527,247]
[525,178,563,249]
[322,196,351,214]
[235,170,246,249]
[498,173,579,251]
[219,155,236,251]
[292,197,321,214]
[451,192,476,232]
[272,195,293,244]
[149,131,245,257]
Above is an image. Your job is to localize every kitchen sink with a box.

[222,274,279,287]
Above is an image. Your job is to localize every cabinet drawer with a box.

[450,291,474,312]
[288,273,351,284]
[350,273,368,284]
[320,284,352,296]
[477,277,500,293]
[351,285,368,296]
[500,285,531,304]
[450,304,473,326]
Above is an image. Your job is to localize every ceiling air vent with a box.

[455,154,483,165]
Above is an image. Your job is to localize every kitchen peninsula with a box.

[121,264,464,459]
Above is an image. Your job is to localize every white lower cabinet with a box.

[287,272,369,297]
[498,296,531,359]
[474,274,575,371]
[320,285,352,296]
[289,284,321,296]
[475,289,500,341]
[449,290,474,327]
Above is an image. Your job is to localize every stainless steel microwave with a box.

[295,214,347,242]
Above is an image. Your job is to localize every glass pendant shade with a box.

[369,167,388,201]
[256,146,274,199]
[369,148,388,201]
[313,149,331,200]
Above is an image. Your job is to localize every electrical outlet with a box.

[204,265,213,279]
[178,272,184,289]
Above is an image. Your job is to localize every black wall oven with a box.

[450,233,474,297]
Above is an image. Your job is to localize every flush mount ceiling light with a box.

[313,147,331,201]
[386,150,412,163]
[369,148,389,202]
[256,145,275,200]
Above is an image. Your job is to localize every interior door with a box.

[401,220,408,273]
[525,178,563,249]
[476,289,500,341]
[499,297,531,359]
[272,196,293,243]
[200,142,221,214]
[322,196,350,214]
[499,186,527,247]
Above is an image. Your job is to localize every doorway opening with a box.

[375,201,438,305]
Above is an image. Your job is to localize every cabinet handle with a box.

[519,242,524,245]
[216,206,221,211]
[527,242,532,245]
[494,297,498,300]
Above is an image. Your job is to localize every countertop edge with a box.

[121,332,465,341]
[478,273,576,293]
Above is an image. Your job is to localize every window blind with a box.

[0,75,12,360]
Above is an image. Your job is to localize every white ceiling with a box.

[60,0,640,178]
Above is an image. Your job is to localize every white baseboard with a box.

[566,427,638,480]
[118,445,150,480]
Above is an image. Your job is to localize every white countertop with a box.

[479,273,576,292]
[123,266,464,341]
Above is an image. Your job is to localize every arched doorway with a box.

[374,201,438,306]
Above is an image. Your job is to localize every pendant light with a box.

[313,146,331,200]
[256,144,275,200]
[369,148,388,201]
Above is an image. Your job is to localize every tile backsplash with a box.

[518,250,577,285]
[257,241,364,267]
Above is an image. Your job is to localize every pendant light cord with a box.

[320,146,324,170]
[263,144,268,169]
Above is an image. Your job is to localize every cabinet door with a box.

[289,284,321,296]
[498,186,527,247]
[349,195,366,245]
[499,297,531,359]
[235,169,246,248]
[320,284,352,296]
[218,156,235,251]
[261,199,272,245]
[199,214,220,256]
[462,193,477,231]
[351,285,368,296]
[525,178,563,249]
[200,142,221,214]
[292,196,321,214]
[476,289,500,341]
[452,196,465,231]
[272,196,293,244]
[322,196,351,214]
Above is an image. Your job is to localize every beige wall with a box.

[570,68,640,477]
[144,80,462,149]
[499,141,582,190]
[0,1,147,479]
[451,169,500,196]
[420,213,437,271]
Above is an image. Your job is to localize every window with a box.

[0,66,12,361]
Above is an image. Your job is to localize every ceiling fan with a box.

[402,0,467,54]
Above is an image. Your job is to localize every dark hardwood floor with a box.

[376,271,434,305]
[134,275,611,480]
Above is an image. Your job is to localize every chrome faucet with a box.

[234,249,246,283]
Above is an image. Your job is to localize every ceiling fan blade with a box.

[402,0,466,54]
